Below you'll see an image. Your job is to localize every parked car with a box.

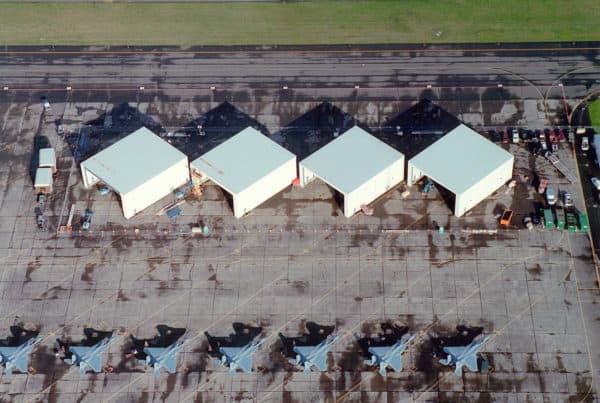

[500,209,513,226]
[489,130,500,142]
[563,191,573,207]
[546,187,557,205]
[537,178,548,194]
[531,212,541,227]
[40,96,51,110]
[512,129,520,143]
[581,136,590,151]
[522,216,533,231]
[592,177,600,190]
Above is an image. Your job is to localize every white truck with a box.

[594,135,600,167]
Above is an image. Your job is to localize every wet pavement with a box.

[0,91,598,402]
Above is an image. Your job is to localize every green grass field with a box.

[589,100,600,127]
[0,0,599,45]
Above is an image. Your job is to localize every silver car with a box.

[563,191,573,207]
[546,187,556,206]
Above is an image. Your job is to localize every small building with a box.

[34,167,53,193]
[407,124,514,217]
[80,127,190,219]
[189,127,297,218]
[299,126,405,217]
[39,148,56,173]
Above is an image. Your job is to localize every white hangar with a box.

[189,127,297,218]
[80,127,190,219]
[299,126,405,217]
[407,124,514,217]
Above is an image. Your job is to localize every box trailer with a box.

[34,167,53,193]
[594,135,600,168]
[543,209,555,228]
[39,148,57,173]
[578,213,589,232]
[555,209,565,229]
[566,212,578,232]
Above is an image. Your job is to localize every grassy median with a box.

[0,0,599,45]
[589,100,600,127]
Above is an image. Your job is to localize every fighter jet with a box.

[279,322,334,358]
[0,326,41,375]
[125,325,187,376]
[439,335,490,376]
[217,337,265,375]
[364,334,414,376]
[205,323,264,376]
[355,322,413,376]
[429,325,489,376]
[55,328,114,375]
[279,322,338,374]
[355,322,411,373]
[288,334,340,374]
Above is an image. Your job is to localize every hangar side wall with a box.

[454,157,514,217]
[80,163,100,189]
[121,158,190,219]
[344,156,405,217]
[407,162,425,187]
[234,157,297,218]
[299,163,317,187]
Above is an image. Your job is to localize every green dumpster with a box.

[566,213,578,232]
[555,209,565,229]
[578,213,589,232]
[543,209,555,228]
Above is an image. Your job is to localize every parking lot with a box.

[0,92,598,402]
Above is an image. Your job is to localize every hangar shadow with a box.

[29,135,51,185]
[67,102,164,162]
[171,102,268,161]
[271,101,366,160]
[375,99,461,160]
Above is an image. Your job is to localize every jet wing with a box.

[238,356,253,373]
[69,346,103,373]
[12,355,29,374]
[292,346,314,360]
[368,346,403,373]
[0,347,14,361]
[143,347,164,363]
[443,346,466,359]
[69,346,88,364]
[463,355,479,372]
[219,346,242,360]
[311,353,327,372]
[86,355,103,373]
[368,346,391,360]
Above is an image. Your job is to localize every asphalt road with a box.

[0,45,599,100]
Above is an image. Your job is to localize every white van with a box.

[581,136,589,151]
[546,187,556,205]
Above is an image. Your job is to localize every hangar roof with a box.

[190,127,296,195]
[81,127,187,195]
[409,124,514,194]
[35,167,53,187]
[300,126,405,195]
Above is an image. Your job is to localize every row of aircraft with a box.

[0,323,490,377]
